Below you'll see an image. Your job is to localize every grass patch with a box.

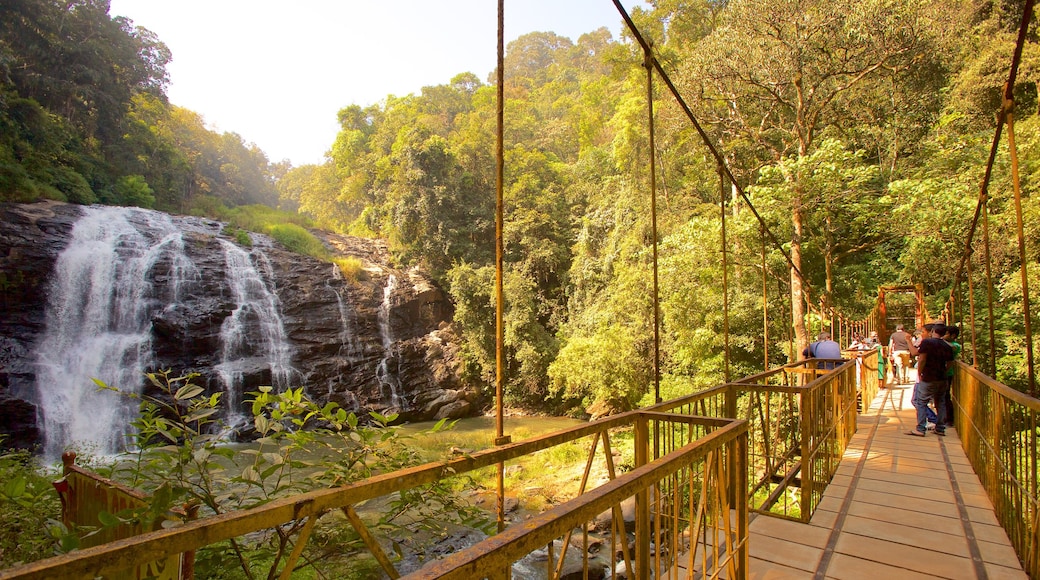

[332,256,365,282]
[189,198,332,261]
[265,223,328,258]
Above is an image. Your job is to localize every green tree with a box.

[680,0,948,354]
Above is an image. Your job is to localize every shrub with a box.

[113,175,155,208]
[94,371,482,579]
[332,256,365,282]
[0,445,65,567]
[265,223,327,258]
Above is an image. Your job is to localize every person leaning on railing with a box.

[803,331,842,370]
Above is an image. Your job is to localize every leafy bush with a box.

[332,256,365,282]
[95,371,479,579]
[224,204,313,232]
[112,175,156,208]
[0,445,64,567]
[265,223,327,258]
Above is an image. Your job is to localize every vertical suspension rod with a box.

[762,227,769,370]
[968,252,979,368]
[493,0,510,533]
[982,195,998,376]
[1004,102,1036,395]
[644,46,662,403]
[721,164,732,382]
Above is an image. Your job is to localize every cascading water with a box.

[214,239,295,425]
[325,265,364,400]
[34,206,198,460]
[328,264,363,363]
[376,274,404,410]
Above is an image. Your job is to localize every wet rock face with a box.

[0,202,480,451]
[0,201,82,444]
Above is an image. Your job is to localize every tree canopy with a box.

[0,0,280,211]
[6,0,1040,411]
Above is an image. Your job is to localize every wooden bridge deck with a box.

[743,380,1029,580]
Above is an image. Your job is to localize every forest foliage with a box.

[0,0,282,211]
[4,0,1040,413]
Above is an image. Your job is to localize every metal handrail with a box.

[647,356,865,523]
[0,411,745,580]
[953,362,1039,577]
[403,415,749,579]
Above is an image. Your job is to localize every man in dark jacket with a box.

[906,322,954,437]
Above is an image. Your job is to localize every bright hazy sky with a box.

[107,1,646,167]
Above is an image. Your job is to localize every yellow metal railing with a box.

[54,453,191,580]
[403,414,749,580]
[953,362,1039,578]
[0,411,747,580]
[647,357,862,523]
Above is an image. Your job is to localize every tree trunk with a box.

[791,202,808,360]
[825,214,835,333]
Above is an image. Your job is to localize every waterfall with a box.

[34,206,196,460]
[328,264,363,362]
[376,274,403,410]
[214,239,295,424]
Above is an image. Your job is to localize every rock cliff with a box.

[0,201,480,452]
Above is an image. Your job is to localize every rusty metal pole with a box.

[982,194,998,376]
[721,164,732,382]
[762,227,769,370]
[1003,101,1037,395]
[493,0,511,535]
[645,47,662,403]
[968,253,979,368]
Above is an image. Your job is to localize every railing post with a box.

[635,414,650,579]
[800,380,812,523]
[735,431,749,578]
[180,502,200,580]
[725,384,739,507]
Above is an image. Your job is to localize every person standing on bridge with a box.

[889,324,913,383]
[907,322,954,437]
[803,330,842,369]
[942,326,962,428]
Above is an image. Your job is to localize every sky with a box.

[107,1,647,167]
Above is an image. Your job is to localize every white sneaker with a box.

[926,422,936,431]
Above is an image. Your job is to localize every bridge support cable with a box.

[644,46,663,404]
[720,164,732,382]
[493,0,510,534]
[968,256,979,368]
[762,227,770,369]
[1003,102,1036,395]
[983,197,998,376]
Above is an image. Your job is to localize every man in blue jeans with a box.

[907,322,954,437]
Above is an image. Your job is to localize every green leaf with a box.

[3,476,26,499]
[241,466,261,484]
[97,511,120,527]
[60,532,80,553]
[260,464,281,480]
[184,407,219,423]
[174,384,204,401]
